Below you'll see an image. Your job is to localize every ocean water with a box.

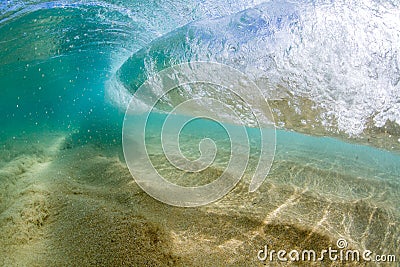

[0,0,399,265]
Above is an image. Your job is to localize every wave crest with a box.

[112,0,400,140]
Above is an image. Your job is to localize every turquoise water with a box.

[1,0,399,265]
[141,112,400,186]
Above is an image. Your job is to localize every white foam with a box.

[108,0,400,136]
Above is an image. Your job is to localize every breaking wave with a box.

[112,0,400,140]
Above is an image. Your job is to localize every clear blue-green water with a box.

[0,0,399,265]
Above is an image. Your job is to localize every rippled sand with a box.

[0,130,398,266]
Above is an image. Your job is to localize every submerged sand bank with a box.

[0,130,398,266]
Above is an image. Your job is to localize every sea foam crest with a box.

[113,0,400,136]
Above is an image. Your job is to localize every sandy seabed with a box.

[0,130,398,266]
